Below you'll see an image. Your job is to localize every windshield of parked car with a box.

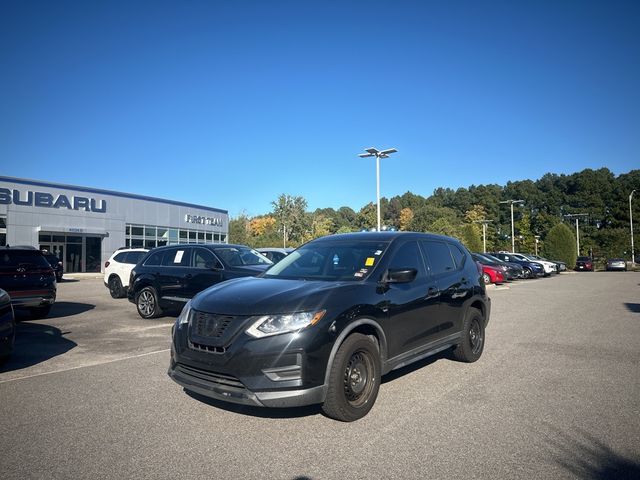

[213,247,272,267]
[264,240,390,281]
[577,256,591,261]
[482,253,505,264]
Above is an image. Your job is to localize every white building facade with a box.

[0,176,229,273]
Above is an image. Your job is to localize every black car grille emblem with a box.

[193,312,233,338]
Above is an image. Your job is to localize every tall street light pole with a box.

[358,147,398,232]
[535,235,540,255]
[564,213,588,256]
[474,219,493,253]
[630,190,636,265]
[499,200,524,253]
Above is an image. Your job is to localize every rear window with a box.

[114,252,128,263]
[0,250,51,269]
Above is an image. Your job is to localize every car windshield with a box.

[577,256,591,261]
[264,240,390,281]
[214,247,272,267]
[482,253,504,263]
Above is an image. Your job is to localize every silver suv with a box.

[104,248,149,298]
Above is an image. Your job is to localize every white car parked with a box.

[104,248,149,298]
[517,253,557,276]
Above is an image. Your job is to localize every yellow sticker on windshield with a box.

[365,257,375,266]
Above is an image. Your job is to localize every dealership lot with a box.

[1,273,639,479]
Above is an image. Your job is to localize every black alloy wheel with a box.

[452,308,485,363]
[322,333,381,422]
[523,267,533,279]
[109,276,124,299]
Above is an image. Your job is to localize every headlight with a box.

[177,300,193,326]
[246,310,326,338]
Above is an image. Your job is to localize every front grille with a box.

[175,363,244,389]
[192,312,234,338]
[188,340,226,354]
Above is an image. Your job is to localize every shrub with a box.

[543,223,577,267]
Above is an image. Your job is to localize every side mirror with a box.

[382,268,417,284]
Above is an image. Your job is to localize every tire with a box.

[30,305,52,319]
[523,267,533,279]
[452,308,485,363]
[482,272,491,285]
[109,276,124,299]
[136,286,163,319]
[322,333,381,422]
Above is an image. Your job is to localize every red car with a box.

[575,256,593,271]
[481,264,505,285]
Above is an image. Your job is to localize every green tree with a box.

[543,223,577,267]
[228,213,250,245]
[271,194,309,247]
[460,224,483,252]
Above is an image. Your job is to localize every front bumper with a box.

[169,316,332,408]
[168,361,326,407]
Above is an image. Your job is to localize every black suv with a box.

[43,252,64,282]
[128,244,272,318]
[168,232,490,422]
[0,246,57,319]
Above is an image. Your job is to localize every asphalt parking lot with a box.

[1,272,639,479]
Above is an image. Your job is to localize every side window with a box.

[388,241,425,278]
[448,244,466,270]
[421,240,456,275]
[144,250,165,266]
[127,251,146,264]
[161,248,191,267]
[114,252,128,263]
[193,248,220,269]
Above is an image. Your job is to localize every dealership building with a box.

[0,176,229,274]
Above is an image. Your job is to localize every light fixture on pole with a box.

[474,219,493,253]
[358,147,398,232]
[630,190,636,265]
[499,199,524,253]
[534,235,540,256]
[564,213,588,255]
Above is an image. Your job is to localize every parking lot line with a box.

[0,348,170,384]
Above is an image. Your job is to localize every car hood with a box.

[191,276,357,316]
[230,264,271,274]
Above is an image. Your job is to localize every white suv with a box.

[104,248,149,298]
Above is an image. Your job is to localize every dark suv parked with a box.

[0,246,57,318]
[168,232,491,422]
[128,244,272,318]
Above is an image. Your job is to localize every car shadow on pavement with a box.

[185,390,323,419]
[13,301,95,321]
[545,427,640,479]
[381,350,449,384]
[0,323,77,373]
[624,303,640,313]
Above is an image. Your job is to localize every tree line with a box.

[229,167,640,265]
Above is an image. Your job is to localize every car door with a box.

[187,247,225,297]
[383,240,441,359]
[158,247,192,301]
[420,240,471,337]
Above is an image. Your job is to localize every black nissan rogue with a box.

[168,232,490,422]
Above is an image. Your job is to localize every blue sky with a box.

[1,0,639,217]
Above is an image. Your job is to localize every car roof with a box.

[310,231,461,244]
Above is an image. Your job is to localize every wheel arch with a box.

[322,318,387,388]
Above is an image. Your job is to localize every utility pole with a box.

[474,219,493,253]
[564,213,588,255]
[358,147,398,232]
[499,200,524,253]
[630,190,636,265]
